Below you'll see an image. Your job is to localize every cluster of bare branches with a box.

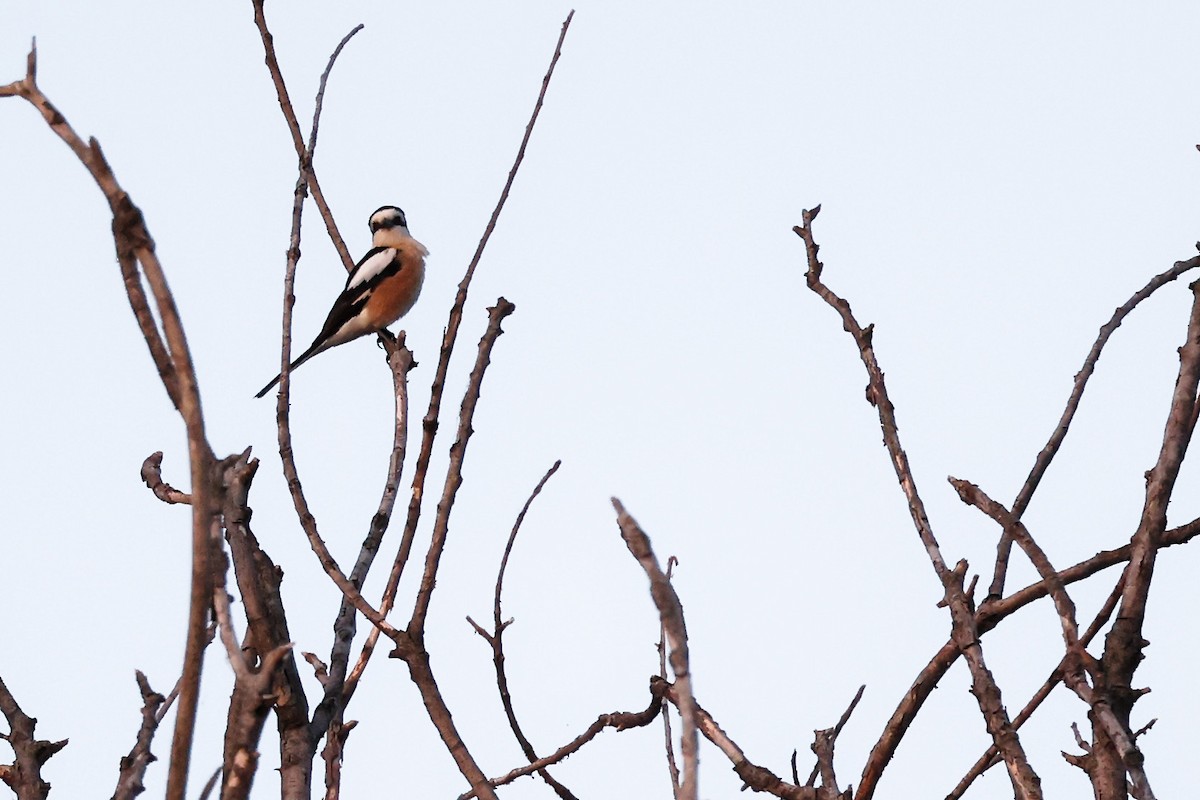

[3,6,1200,800]
[796,206,1200,800]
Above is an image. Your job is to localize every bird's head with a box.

[369,205,408,234]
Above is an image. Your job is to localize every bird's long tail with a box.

[254,340,327,399]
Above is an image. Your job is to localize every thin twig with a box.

[371,8,575,638]
[409,298,517,636]
[457,680,665,800]
[390,301,517,800]
[989,255,1200,599]
[254,14,401,644]
[141,452,193,505]
[467,461,573,798]
[251,1,353,266]
[806,685,865,788]
[343,12,575,737]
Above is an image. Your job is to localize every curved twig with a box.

[988,254,1200,598]
[467,461,571,798]
[457,680,665,800]
[141,452,193,505]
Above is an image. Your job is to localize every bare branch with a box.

[458,680,665,800]
[0,675,67,800]
[948,577,1124,800]
[990,254,1200,599]
[661,556,681,798]
[806,685,865,790]
[111,672,167,800]
[612,500,698,800]
[856,513,1200,800]
[3,42,220,800]
[314,339,414,790]
[658,681,827,800]
[374,8,575,632]
[1094,280,1200,798]
[409,298,517,636]
[251,2,355,266]
[141,452,193,505]
[389,300,518,800]
[796,208,1040,799]
[950,479,1085,674]
[468,461,574,798]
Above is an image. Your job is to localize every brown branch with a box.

[1094,281,1200,798]
[389,632,499,800]
[217,450,312,799]
[806,685,865,790]
[950,480,1086,679]
[111,672,167,800]
[3,43,218,800]
[251,2,354,267]
[856,514,1200,800]
[409,298,517,636]
[141,452,193,505]
[315,339,414,794]
[989,254,1200,599]
[457,680,665,800]
[0,675,67,800]
[254,14,402,651]
[388,300,517,800]
[370,8,575,641]
[612,500,698,800]
[796,207,1041,799]
[660,556,682,798]
[658,680,828,800]
[467,461,573,798]
[947,577,1124,800]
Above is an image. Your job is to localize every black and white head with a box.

[369,206,409,234]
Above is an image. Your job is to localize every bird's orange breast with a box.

[363,244,425,328]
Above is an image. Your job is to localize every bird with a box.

[256,205,427,398]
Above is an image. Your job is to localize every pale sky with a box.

[3,3,1199,798]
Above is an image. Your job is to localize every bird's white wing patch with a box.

[346,247,398,290]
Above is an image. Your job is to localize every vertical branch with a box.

[1094,280,1200,798]
[660,557,682,798]
[2,45,218,800]
[612,501,698,800]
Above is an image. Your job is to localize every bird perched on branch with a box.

[256,205,427,398]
